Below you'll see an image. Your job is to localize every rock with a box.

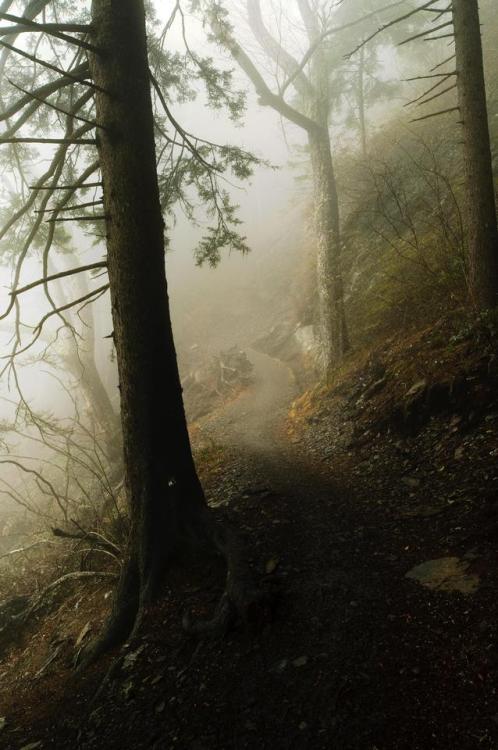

[75,621,92,647]
[270,659,288,674]
[406,380,427,400]
[401,476,421,489]
[405,557,480,594]
[0,717,5,732]
[454,446,464,460]
[265,558,279,575]
[363,376,387,401]
[292,656,308,667]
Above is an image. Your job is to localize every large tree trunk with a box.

[84,0,264,659]
[452,0,498,309]
[87,0,207,652]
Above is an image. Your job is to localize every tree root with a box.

[182,512,274,637]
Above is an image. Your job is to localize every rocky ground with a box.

[1,314,498,749]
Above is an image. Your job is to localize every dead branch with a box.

[0,12,97,52]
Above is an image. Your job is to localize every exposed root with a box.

[182,512,274,637]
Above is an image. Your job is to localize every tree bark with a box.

[452,0,498,309]
[242,0,349,371]
[87,0,207,652]
[308,115,349,368]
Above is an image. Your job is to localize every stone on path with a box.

[405,557,480,594]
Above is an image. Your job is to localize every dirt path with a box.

[200,348,297,453]
[192,351,498,750]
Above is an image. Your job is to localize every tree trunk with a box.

[237,0,349,372]
[358,45,367,158]
[83,0,265,660]
[87,0,207,652]
[452,0,498,309]
[308,115,349,370]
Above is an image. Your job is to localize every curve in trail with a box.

[201,348,297,454]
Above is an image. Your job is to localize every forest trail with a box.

[3,346,498,750]
[188,349,498,750]
[199,348,297,453]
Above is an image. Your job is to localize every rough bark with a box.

[87,0,207,652]
[82,0,266,659]
[452,0,498,310]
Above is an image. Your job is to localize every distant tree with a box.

[0,0,266,660]
[205,0,351,372]
[350,0,498,311]
[451,0,498,310]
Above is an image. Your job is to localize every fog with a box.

[0,0,487,535]
[0,0,494,674]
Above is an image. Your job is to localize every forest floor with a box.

[1,315,498,749]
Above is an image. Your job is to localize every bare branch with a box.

[0,12,98,53]
[0,22,90,36]
[410,105,459,122]
[0,38,105,93]
[9,262,107,298]
[0,459,67,519]
[246,0,314,98]
[8,79,103,130]
[398,20,453,46]
[29,180,102,191]
[46,214,106,222]
[36,200,103,214]
[0,136,96,144]
[346,0,441,58]
[0,62,89,122]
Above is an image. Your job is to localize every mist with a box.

[0,0,496,747]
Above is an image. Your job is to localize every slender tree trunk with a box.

[308,114,349,369]
[50,259,122,468]
[358,45,367,158]
[452,0,498,309]
[88,0,207,651]
[307,39,350,371]
[235,0,349,372]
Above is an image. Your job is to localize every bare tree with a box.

[206,0,350,371]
